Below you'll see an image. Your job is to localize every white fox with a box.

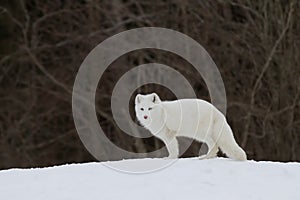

[135,93,247,161]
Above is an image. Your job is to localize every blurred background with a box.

[0,0,299,169]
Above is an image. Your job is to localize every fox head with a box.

[135,93,162,127]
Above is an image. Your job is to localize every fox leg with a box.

[159,130,179,159]
[166,137,179,159]
[199,137,219,159]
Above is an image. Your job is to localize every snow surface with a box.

[0,158,299,200]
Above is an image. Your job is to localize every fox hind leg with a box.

[199,137,219,159]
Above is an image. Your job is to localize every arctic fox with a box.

[135,93,247,161]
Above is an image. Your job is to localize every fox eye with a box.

[148,107,152,110]
[140,108,144,111]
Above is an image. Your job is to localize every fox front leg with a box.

[161,130,179,159]
[166,138,179,159]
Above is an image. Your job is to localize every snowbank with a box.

[0,158,299,200]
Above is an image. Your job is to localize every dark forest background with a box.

[0,0,299,169]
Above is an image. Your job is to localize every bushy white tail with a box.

[215,123,247,161]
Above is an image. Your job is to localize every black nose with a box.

[144,115,148,119]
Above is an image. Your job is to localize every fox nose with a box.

[144,115,148,119]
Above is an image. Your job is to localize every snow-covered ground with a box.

[0,158,299,200]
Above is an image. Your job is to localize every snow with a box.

[0,158,299,200]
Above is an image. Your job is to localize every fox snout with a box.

[144,115,148,119]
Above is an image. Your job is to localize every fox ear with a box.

[135,94,142,104]
[152,93,161,104]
